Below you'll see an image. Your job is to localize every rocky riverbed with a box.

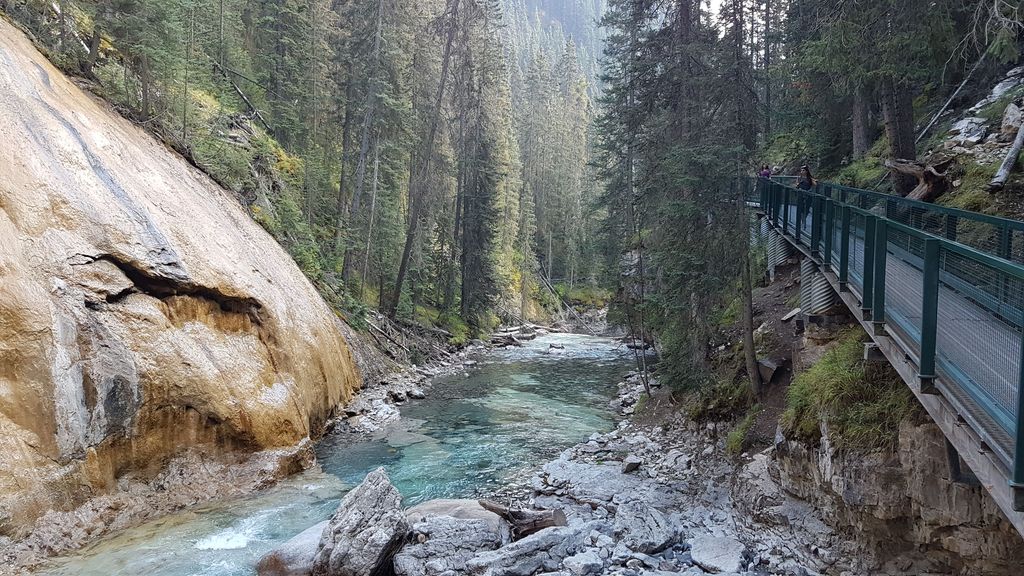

[258,366,1023,576]
[255,374,811,576]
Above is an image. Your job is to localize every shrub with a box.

[726,404,760,455]
[781,328,920,450]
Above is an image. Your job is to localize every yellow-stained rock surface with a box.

[0,19,360,536]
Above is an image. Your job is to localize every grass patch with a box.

[438,311,470,346]
[831,136,889,189]
[634,393,649,416]
[781,328,920,451]
[834,156,887,189]
[977,89,1024,124]
[710,296,741,328]
[726,404,760,455]
[554,284,612,309]
[687,377,754,422]
[942,160,998,213]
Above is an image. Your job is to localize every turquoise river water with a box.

[40,333,633,576]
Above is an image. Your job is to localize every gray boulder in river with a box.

[394,515,505,576]
[256,521,328,576]
[312,467,409,576]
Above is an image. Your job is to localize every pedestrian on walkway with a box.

[797,165,816,190]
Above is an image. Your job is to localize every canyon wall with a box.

[0,19,360,536]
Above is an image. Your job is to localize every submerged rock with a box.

[256,520,327,576]
[312,468,408,576]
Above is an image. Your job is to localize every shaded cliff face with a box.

[0,20,360,535]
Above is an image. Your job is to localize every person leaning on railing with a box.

[797,165,816,190]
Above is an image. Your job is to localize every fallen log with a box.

[885,158,953,203]
[478,500,567,539]
[490,334,523,347]
[990,123,1024,192]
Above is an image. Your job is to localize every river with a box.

[39,333,633,576]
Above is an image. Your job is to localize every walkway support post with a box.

[823,198,835,269]
[839,206,851,291]
[945,215,958,241]
[1013,330,1024,510]
[862,215,877,318]
[795,192,803,244]
[782,188,790,235]
[773,184,781,228]
[920,238,940,394]
[810,195,822,259]
[872,219,888,336]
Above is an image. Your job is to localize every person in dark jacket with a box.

[797,165,816,190]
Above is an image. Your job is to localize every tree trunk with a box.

[84,28,101,76]
[852,84,870,159]
[333,63,356,257]
[389,0,461,319]
[360,143,380,296]
[444,99,468,311]
[460,110,482,319]
[881,77,916,195]
[343,0,384,281]
[885,158,953,202]
[478,500,567,539]
[139,55,152,120]
[763,0,771,139]
[989,126,1024,192]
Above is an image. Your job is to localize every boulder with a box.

[949,117,988,146]
[466,521,609,576]
[621,455,643,474]
[561,549,604,575]
[613,500,674,554]
[405,498,509,542]
[312,468,409,576]
[256,521,327,576]
[1001,102,1022,140]
[393,515,504,576]
[536,458,680,512]
[689,535,747,574]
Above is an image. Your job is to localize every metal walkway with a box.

[749,178,1024,537]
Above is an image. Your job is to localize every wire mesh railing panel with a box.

[831,220,842,269]
[824,182,1024,266]
[885,228,925,350]
[935,248,1024,433]
[800,195,813,240]
[849,213,867,296]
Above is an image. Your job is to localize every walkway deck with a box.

[759,180,1024,537]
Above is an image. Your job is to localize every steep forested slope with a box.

[2,0,608,340]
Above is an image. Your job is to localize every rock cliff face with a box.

[0,19,359,536]
[733,420,1020,575]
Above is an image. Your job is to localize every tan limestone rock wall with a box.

[767,421,1020,574]
[0,18,359,536]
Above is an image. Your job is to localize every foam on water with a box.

[194,530,250,550]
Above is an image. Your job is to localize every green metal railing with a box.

[751,177,1024,504]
